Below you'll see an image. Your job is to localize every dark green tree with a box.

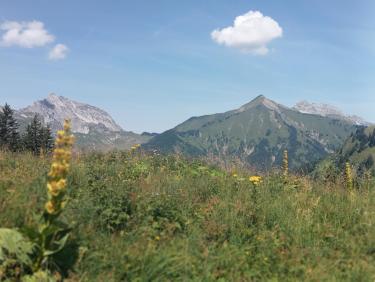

[0,106,5,146]
[23,114,43,155]
[0,103,20,151]
[40,124,54,154]
[369,129,375,147]
[22,115,54,155]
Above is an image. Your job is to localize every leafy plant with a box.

[0,228,35,279]
[0,120,75,281]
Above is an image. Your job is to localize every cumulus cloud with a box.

[0,20,55,48]
[0,20,69,60]
[211,11,283,55]
[49,44,69,60]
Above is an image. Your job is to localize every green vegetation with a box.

[23,115,54,155]
[338,126,375,174]
[146,96,356,171]
[0,104,54,155]
[0,104,21,152]
[0,121,75,281]
[1,147,374,281]
[74,130,151,152]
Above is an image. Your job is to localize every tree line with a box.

[0,103,54,155]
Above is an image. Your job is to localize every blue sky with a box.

[0,0,374,133]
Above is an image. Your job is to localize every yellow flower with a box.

[345,162,353,191]
[131,144,141,151]
[232,173,238,178]
[249,176,262,185]
[283,150,289,178]
[47,179,67,196]
[48,163,68,178]
[45,119,74,215]
[45,201,56,214]
[63,121,71,131]
[56,130,65,138]
[47,182,59,196]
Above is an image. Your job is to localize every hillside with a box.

[145,95,357,171]
[74,130,151,152]
[337,125,375,173]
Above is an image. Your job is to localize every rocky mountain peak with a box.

[19,94,123,134]
[293,100,369,126]
[45,93,65,106]
[236,95,281,113]
[293,101,343,117]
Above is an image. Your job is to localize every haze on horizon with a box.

[0,0,374,133]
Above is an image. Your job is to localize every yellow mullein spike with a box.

[345,162,353,191]
[45,119,74,215]
[283,150,289,178]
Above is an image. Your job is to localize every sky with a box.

[0,0,374,133]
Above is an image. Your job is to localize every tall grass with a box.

[1,149,374,281]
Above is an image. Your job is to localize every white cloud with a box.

[49,44,69,60]
[0,20,69,60]
[211,11,283,55]
[0,20,55,48]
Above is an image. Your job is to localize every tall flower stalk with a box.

[45,120,75,217]
[345,162,353,191]
[33,120,75,272]
[364,170,372,192]
[282,150,289,179]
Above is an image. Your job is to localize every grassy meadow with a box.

[1,148,375,281]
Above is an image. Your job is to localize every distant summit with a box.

[14,93,151,151]
[19,93,123,134]
[145,95,357,171]
[236,95,283,113]
[293,100,369,126]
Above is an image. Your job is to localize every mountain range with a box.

[7,94,369,170]
[145,95,359,170]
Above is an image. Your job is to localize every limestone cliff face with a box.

[19,93,123,134]
[15,93,151,151]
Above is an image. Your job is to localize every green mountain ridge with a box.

[336,125,375,173]
[145,95,358,171]
[74,130,150,152]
